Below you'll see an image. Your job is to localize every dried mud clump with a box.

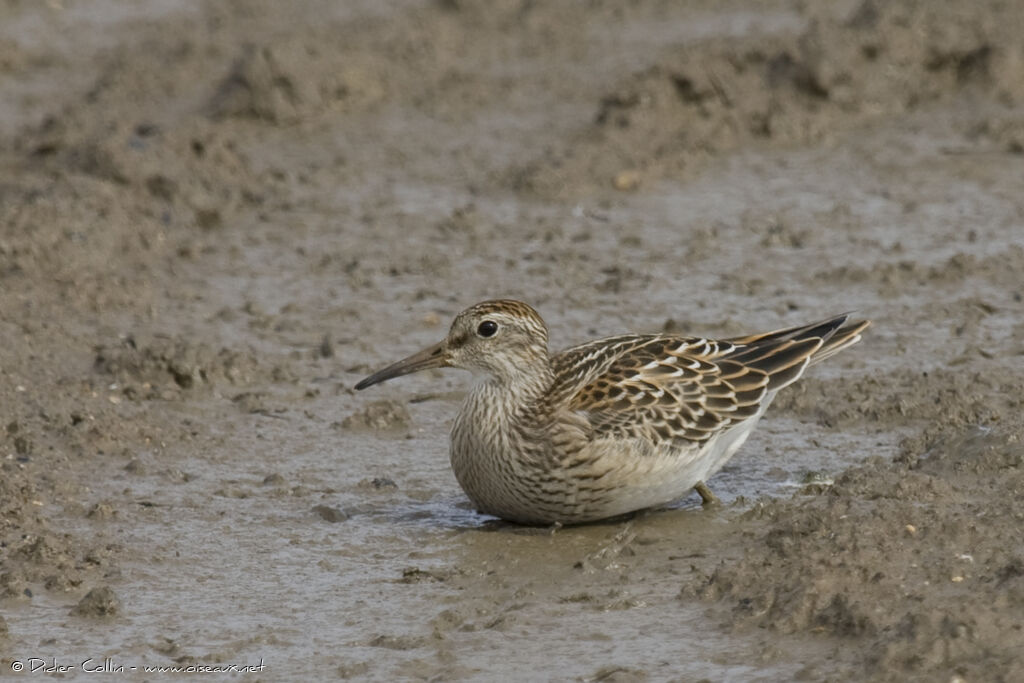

[0,466,90,601]
[312,504,350,523]
[340,400,412,433]
[93,336,262,397]
[71,586,121,618]
[688,426,1024,681]
[816,246,1024,294]
[519,0,1024,195]
[204,42,379,123]
[773,365,1024,432]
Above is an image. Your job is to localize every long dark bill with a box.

[354,341,449,390]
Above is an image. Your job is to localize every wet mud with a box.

[1,0,1023,680]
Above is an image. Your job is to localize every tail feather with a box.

[808,319,871,365]
[724,314,870,391]
[725,313,852,346]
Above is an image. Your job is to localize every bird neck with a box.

[465,353,550,422]
[492,347,553,403]
[462,368,550,449]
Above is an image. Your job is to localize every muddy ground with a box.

[1,0,1023,680]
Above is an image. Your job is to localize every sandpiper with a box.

[355,300,869,525]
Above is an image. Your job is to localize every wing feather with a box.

[548,313,866,447]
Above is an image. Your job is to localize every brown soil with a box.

[1,0,1022,680]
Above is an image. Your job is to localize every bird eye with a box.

[477,320,498,338]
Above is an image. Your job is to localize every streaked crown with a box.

[454,300,548,343]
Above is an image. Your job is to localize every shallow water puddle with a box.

[5,382,882,680]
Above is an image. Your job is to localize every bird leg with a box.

[694,481,720,507]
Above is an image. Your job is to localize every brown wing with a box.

[551,314,865,446]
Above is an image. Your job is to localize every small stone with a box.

[612,170,641,191]
[13,436,32,455]
[231,392,268,414]
[214,486,250,499]
[72,587,121,618]
[800,471,833,485]
[87,502,116,519]
[318,333,334,358]
[124,458,146,474]
[195,207,223,231]
[337,661,370,678]
[358,476,398,491]
[313,504,349,523]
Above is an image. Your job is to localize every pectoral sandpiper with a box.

[355,300,869,525]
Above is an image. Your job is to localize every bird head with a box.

[354,299,549,390]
